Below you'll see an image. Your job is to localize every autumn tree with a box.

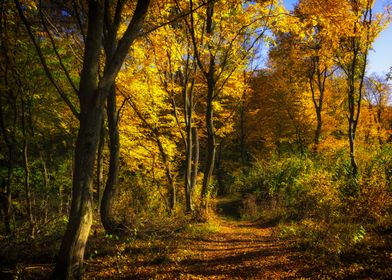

[294,0,340,149]
[15,0,151,278]
[179,0,273,212]
[318,0,388,176]
[364,74,391,144]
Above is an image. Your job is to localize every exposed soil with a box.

[2,197,390,279]
[84,197,315,279]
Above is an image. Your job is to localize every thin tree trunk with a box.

[184,85,193,212]
[216,141,224,196]
[0,134,13,235]
[197,0,216,214]
[239,100,246,166]
[22,137,35,237]
[201,80,216,207]
[41,155,49,224]
[191,126,199,194]
[156,135,176,212]
[348,112,358,176]
[58,185,63,215]
[100,85,123,233]
[21,97,35,238]
[309,58,327,151]
[185,124,193,212]
[96,119,105,211]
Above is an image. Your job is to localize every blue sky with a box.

[282,0,392,76]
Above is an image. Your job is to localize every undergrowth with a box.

[235,144,392,271]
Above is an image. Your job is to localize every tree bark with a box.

[52,0,150,276]
[51,2,105,278]
[15,0,150,276]
[156,135,176,212]
[239,100,247,166]
[52,107,103,279]
[216,140,224,196]
[201,79,216,205]
[193,0,216,213]
[184,86,193,212]
[185,124,193,212]
[100,85,123,233]
[96,119,105,211]
[191,126,199,195]
[309,56,327,150]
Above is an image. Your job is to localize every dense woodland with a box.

[1,0,392,279]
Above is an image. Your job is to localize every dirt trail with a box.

[159,220,302,279]
[113,198,311,279]
[7,197,313,280]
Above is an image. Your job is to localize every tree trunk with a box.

[309,60,326,151]
[51,1,105,277]
[190,127,199,208]
[216,141,225,196]
[314,110,322,146]
[156,135,176,213]
[185,114,193,212]
[15,0,151,277]
[239,100,247,166]
[100,85,123,233]
[199,0,216,214]
[22,139,35,237]
[185,135,193,212]
[201,80,216,209]
[1,144,13,235]
[52,107,103,279]
[96,119,105,211]
[21,97,35,238]
[348,115,358,176]
[41,155,49,224]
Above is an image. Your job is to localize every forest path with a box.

[154,198,304,279]
[88,196,312,279]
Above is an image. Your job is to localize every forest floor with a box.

[1,196,391,279]
[85,197,311,279]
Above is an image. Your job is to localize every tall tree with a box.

[15,0,151,277]
[335,0,381,176]
[185,0,271,212]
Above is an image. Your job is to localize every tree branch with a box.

[14,0,80,119]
